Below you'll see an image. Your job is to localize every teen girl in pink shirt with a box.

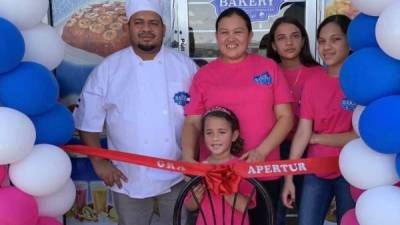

[282,15,357,225]
[266,16,324,225]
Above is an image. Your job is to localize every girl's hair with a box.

[266,16,319,66]
[317,14,351,38]
[201,106,244,155]
[215,7,252,32]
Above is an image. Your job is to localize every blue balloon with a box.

[348,13,378,51]
[0,17,25,74]
[396,154,400,178]
[340,47,400,105]
[359,95,400,154]
[0,62,59,115]
[30,103,74,146]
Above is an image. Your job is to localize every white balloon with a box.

[36,179,76,217]
[0,107,36,165]
[376,2,400,60]
[9,144,72,196]
[352,105,365,136]
[339,138,399,189]
[351,0,396,16]
[356,186,400,225]
[0,0,49,30]
[22,23,65,70]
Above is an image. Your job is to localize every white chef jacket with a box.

[73,46,197,198]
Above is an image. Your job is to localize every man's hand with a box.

[91,158,127,188]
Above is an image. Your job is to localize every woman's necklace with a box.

[292,66,303,87]
[289,66,303,95]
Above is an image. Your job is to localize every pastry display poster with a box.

[52,2,125,221]
[52,0,129,111]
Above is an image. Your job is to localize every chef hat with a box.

[125,0,164,20]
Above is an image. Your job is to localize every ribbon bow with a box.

[204,164,241,195]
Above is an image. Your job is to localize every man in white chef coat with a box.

[73,0,197,224]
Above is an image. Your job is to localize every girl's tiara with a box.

[204,106,232,116]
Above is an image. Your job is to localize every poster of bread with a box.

[52,0,131,112]
[61,1,130,58]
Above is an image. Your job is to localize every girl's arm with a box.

[309,130,358,147]
[184,183,206,211]
[223,193,252,213]
[241,104,293,162]
[281,118,313,208]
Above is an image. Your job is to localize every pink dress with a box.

[185,158,256,225]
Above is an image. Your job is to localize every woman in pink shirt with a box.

[182,7,293,225]
[265,16,324,225]
[281,15,357,225]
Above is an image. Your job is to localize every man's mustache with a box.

[139,32,155,38]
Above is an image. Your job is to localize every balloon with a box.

[0,62,59,116]
[0,107,36,165]
[340,47,400,105]
[0,17,25,74]
[356,186,400,225]
[9,144,72,196]
[339,138,399,189]
[352,105,365,136]
[0,0,49,30]
[0,187,38,225]
[350,185,364,202]
[36,179,76,217]
[376,2,400,60]
[0,165,6,184]
[31,103,74,146]
[351,0,396,16]
[341,209,359,225]
[396,154,400,178]
[22,23,65,70]
[348,13,378,51]
[359,96,400,154]
[36,217,62,225]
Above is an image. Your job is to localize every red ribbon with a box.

[63,145,339,195]
[204,164,241,195]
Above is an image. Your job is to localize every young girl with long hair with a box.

[282,15,357,225]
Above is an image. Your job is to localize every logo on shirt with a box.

[341,98,357,112]
[253,72,272,85]
[174,91,190,106]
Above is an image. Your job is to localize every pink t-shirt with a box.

[185,158,256,225]
[282,65,325,137]
[300,72,355,178]
[185,54,293,163]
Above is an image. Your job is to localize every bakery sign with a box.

[211,0,285,22]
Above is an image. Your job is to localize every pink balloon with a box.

[0,187,38,225]
[36,217,62,225]
[341,208,360,225]
[0,165,6,184]
[350,185,365,202]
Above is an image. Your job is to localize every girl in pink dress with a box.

[185,106,255,225]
